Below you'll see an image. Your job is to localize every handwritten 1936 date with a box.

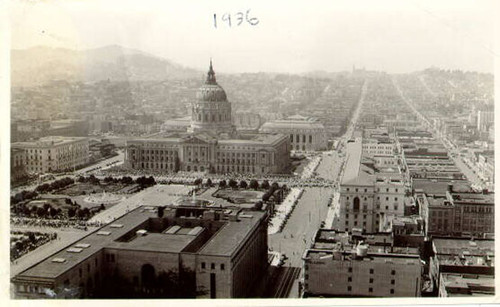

[213,9,259,28]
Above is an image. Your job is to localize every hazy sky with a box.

[9,0,498,73]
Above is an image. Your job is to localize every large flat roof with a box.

[15,205,267,281]
[198,212,266,256]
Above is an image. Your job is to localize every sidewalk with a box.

[324,190,339,228]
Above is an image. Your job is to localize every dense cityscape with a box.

[9,45,494,299]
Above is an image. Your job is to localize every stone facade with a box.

[12,205,269,299]
[11,136,89,174]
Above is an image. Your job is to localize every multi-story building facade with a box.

[11,148,27,182]
[477,110,494,132]
[259,115,328,151]
[12,204,269,299]
[416,186,494,237]
[362,138,395,157]
[125,61,291,175]
[303,230,423,297]
[11,136,89,174]
[337,138,406,233]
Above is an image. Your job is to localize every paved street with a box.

[268,187,332,268]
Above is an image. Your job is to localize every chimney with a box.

[157,206,165,218]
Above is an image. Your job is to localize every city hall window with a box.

[369,287,373,293]
[370,269,374,274]
[391,279,395,285]
[369,278,373,283]
[211,263,215,270]
[220,264,225,270]
[391,270,396,275]
[390,289,394,294]
[348,277,352,282]
[348,267,352,273]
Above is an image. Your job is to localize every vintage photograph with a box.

[6,0,496,301]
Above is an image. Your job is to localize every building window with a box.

[370,269,374,274]
[348,267,352,273]
[391,270,396,275]
[391,279,395,285]
[201,262,205,269]
[348,277,352,282]
[220,264,225,270]
[211,263,215,270]
[369,278,373,283]
[347,286,352,292]
[394,197,398,201]
[79,268,82,278]
[346,214,349,218]
[369,287,373,293]
[390,289,394,294]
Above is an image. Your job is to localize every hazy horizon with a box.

[10,0,497,74]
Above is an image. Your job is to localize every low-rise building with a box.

[430,237,494,296]
[416,186,494,237]
[12,205,269,299]
[302,230,423,297]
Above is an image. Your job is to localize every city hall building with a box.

[125,61,291,175]
[12,204,269,299]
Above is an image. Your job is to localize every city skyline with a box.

[10,0,497,74]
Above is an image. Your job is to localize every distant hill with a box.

[11,45,202,86]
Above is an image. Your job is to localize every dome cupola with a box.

[196,59,227,102]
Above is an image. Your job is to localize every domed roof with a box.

[197,60,227,102]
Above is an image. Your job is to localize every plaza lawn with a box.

[57,182,128,196]
[213,189,264,204]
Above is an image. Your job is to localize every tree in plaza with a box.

[260,180,270,190]
[68,207,76,218]
[82,207,90,217]
[146,176,156,185]
[77,176,85,183]
[65,198,73,204]
[43,203,51,211]
[253,201,263,210]
[76,208,86,219]
[205,178,212,187]
[193,178,202,186]
[271,182,280,191]
[262,192,271,202]
[104,176,114,183]
[239,180,248,189]
[228,179,238,189]
[100,203,105,211]
[22,206,31,216]
[249,179,259,190]
[218,180,227,188]
[36,206,46,218]
[49,207,56,218]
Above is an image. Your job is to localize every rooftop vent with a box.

[51,258,66,263]
[97,231,111,236]
[75,243,90,248]
[165,225,181,234]
[136,229,147,236]
[67,247,83,253]
[110,224,123,228]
